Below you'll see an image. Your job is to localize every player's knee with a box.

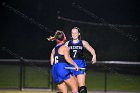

[79,86,87,93]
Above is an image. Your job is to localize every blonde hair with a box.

[47,30,66,42]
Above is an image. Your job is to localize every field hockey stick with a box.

[64,67,86,71]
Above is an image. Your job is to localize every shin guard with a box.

[79,86,87,93]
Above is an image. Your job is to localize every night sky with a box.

[0,0,140,61]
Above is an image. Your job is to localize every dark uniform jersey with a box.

[52,44,71,84]
[68,40,86,76]
[68,40,84,60]
[53,44,66,64]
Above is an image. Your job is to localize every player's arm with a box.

[63,46,79,70]
[82,40,96,64]
[50,48,55,65]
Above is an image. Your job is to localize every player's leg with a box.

[77,74,87,93]
[57,82,68,93]
[64,75,78,93]
[77,74,86,86]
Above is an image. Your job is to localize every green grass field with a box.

[0,90,139,93]
[0,91,55,93]
[86,71,140,91]
[0,64,140,92]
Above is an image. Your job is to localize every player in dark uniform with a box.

[65,27,96,93]
[48,30,79,93]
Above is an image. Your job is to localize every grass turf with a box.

[0,64,140,92]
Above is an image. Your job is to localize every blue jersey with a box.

[68,40,86,76]
[52,44,71,84]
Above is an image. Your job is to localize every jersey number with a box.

[54,56,58,64]
[73,50,77,58]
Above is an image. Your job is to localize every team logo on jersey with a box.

[69,46,83,50]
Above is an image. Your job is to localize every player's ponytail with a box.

[47,30,66,43]
[47,36,56,41]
